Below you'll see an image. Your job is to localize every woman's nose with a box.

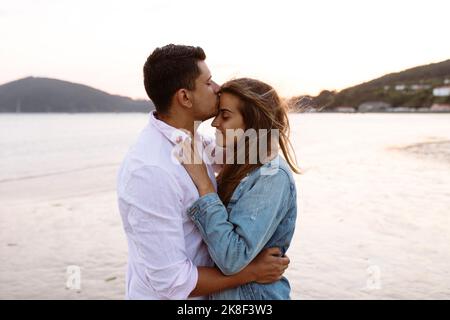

[211,115,220,128]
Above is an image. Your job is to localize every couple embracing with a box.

[117,44,299,300]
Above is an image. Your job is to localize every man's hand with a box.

[245,247,290,284]
[191,248,290,297]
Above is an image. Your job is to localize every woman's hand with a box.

[175,134,215,196]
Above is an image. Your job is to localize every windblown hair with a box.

[217,78,300,205]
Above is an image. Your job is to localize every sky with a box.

[1,0,450,99]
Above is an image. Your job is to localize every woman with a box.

[178,78,300,300]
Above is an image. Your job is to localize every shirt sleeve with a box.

[187,168,294,275]
[123,165,198,299]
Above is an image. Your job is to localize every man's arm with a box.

[190,248,289,297]
[124,166,198,299]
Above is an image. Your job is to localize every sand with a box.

[1,113,449,299]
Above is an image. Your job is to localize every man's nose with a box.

[212,81,220,94]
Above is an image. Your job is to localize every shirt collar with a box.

[149,111,191,145]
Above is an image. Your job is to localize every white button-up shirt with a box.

[117,112,216,300]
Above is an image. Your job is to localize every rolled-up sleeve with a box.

[123,165,197,299]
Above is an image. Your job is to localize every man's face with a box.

[191,60,220,121]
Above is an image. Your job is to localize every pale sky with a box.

[1,0,449,99]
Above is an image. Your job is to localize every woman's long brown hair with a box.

[217,78,300,206]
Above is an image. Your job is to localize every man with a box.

[117,44,289,300]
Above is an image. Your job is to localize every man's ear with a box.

[175,89,193,109]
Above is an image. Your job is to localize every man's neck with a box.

[155,111,196,136]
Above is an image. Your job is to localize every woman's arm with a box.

[176,137,294,275]
[187,171,293,275]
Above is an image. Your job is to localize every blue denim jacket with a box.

[187,155,297,300]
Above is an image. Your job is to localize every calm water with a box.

[0,113,449,299]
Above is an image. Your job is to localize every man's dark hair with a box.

[143,44,206,114]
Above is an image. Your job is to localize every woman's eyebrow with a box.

[219,108,233,113]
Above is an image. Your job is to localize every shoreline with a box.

[391,140,450,164]
[1,113,450,299]
[294,110,450,114]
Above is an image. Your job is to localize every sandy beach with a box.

[1,113,449,299]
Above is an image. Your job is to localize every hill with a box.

[0,77,154,113]
[289,59,450,112]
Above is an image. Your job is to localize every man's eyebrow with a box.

[206,75,212,81]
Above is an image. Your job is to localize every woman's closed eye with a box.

[219,109,231,119]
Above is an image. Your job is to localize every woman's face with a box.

[211,92,245,148]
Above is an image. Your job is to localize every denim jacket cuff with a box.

[187,192,221,220]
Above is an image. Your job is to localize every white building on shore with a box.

[433,86,450,97]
